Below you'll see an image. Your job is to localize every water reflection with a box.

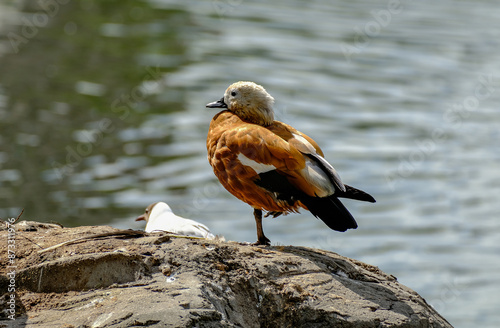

[1,1,500,327]
[0,1,192,225]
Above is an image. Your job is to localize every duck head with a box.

[206,81,275,126]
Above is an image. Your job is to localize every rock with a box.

[0,220,452,328]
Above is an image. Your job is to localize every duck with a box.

[136,202,215,239]
[206,81,375,245]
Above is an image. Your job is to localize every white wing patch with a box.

[311,154,346,192]
[292,133,318,153]
[292,133,346,193]
[303,157,336,197]
[237,153,276,174]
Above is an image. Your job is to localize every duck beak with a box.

[136,214,146,222]
[206,97,227,108]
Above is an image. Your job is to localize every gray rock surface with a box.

[0,221,453,327]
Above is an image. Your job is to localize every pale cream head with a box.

[224,81,275,125]
[206,81,275,126]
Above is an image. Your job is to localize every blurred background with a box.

[1,0,499,326]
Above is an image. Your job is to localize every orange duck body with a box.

[206,81,375,245]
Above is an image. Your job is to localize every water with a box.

[1,1,499,326]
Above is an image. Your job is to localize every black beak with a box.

[206,97,227,108]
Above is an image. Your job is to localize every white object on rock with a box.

[136,202,215,239]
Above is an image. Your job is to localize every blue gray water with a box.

[1,1,499,326]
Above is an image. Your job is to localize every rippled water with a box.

[1,1,499,326]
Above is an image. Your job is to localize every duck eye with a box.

[231,91,237,96]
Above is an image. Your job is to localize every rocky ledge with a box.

[0,220,452,328]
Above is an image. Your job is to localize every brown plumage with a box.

[206,81,375,245]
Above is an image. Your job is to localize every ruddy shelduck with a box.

[136,202,215,239]
[206,81,375,245]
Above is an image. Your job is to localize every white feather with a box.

[303,157,336,197]
[237,153,276,174]
[292,133,346,194]
[144,202,215,239]
[292,133,317,153]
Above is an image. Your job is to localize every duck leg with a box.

[252,208,271,246]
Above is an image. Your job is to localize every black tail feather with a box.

[339,184,376,203]
[301,195,357,232]
[254,170,373,232]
